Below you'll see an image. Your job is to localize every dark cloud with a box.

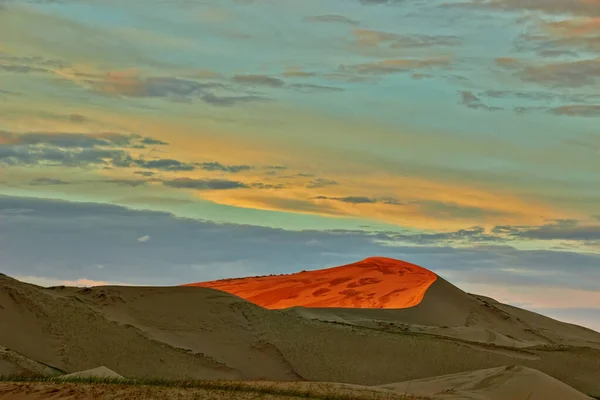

[496,219,600,241]
[305,178,339,188]
[304,14,359,25]
[315,196,378,204]
[162,178,248,190]
[134,158,196,171]
[1,195,598,296]
[88,72,264,106]
[460,91,503,111]
[251,182,285,190]
[134,171,155,177]
[197,162,253,173]
[290,83,344,92]
[68,114,89,123]
[140,137,169,146]
[0,143,133,168]
[537,49,579,58]
[103,179,148,187]
[201,93,266,106]
[29,177,71,186]
[0,54,67,74]
[233,74,285,87]
[94,73,223,98]
[0,131,165,150]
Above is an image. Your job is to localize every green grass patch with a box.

[0,375,418,399]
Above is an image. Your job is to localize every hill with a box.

[1,258,600,398]
[184,257,437,309]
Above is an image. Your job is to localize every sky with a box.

[0,0,599,331]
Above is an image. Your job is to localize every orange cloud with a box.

[545,17,600,36]
[97,69,145,96]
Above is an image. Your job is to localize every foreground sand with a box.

[2,258,600,398]
[0,367,594,400]
[0,380,415,400]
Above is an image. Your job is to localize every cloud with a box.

[137,235,150,242]
[550,105,600,117]
[233,74,285,87]
[282,69,317,78]
[0,131,165,150]
[197,162,253,173]
[66,114,88,123]
[451,0,600,17]
[201,93,266,106]
[140,137,169,146]
[29,177,71,186]
[74,70,264,106]
[13,276,135,288]
[340,57,452,74]
[495,219,600,241]
[1,195,599,304]
[460,91,504,111]
[304,14,359,26]
[494,57,521,68]
[93,71,222,98]
[290,83,344,92]
[315,195,378,204]
[353,29,462,48]
[518,57,600,88]
[0,143,133,168]
[162,178,249,190]
[305,178,339,188]
[134,158,196,171]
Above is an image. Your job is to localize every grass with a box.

[0,375,420,400]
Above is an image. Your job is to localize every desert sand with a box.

[1,257,599,399]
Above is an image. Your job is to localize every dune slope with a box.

[379,365,593,400]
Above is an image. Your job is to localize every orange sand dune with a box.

[184,257,437,309]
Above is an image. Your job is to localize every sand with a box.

[61,366,124,380]
[0,381,410,400]
[2,257,600,399]
[379,365,593,400]
[185,257,437,309]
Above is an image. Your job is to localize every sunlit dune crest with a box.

[184,257,437,309]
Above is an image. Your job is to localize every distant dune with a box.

[184,257,437,309]
[2,257,600,399]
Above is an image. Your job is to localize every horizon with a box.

[1,0,599,333]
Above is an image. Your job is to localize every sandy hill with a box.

[184,257,438,309]
[1,259,600,399]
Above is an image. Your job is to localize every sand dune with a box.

[185,257,437,309]
[2,258,600,398]
[379,365,593,400]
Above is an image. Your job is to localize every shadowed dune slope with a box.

[184,257,437,309]
[378,365,593,400]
